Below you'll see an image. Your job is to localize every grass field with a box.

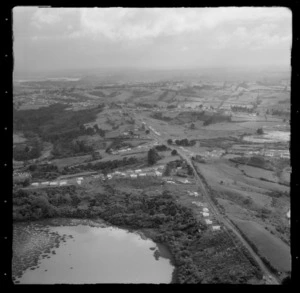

[231,218,291,273]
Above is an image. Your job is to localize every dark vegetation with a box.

[13,139,42,161]
[256,128,264,135]
[148,148,161,165]
[230,156,273,171]
[231,105,255,113]
[154,144,170,152]
[174,139,196,147]
[13,103,104,159]
[62,157,140,175]
[163,160,194,177]
[13,186,262,283]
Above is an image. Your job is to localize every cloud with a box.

[75,7,291,41]
[213,22,292,50]
[31,8,79,28]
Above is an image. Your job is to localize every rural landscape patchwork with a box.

[12,7,291,284]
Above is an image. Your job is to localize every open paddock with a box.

[231,218,291,273]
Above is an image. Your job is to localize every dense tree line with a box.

[62,156,140,175]
[13,186,262,283]
[173,139,196,147]
[154,144,170,152]
[231,105,254,113]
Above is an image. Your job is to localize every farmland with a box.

[13,68,290,284]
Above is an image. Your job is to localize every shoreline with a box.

[13,217,177,284]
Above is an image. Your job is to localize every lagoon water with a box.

[16,223,174,284]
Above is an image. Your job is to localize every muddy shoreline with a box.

[13,218,176,284]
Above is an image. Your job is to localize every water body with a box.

[15,220,174,284]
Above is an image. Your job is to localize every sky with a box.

[13,7,292,75]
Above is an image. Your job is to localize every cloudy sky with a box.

[13,7,292,74]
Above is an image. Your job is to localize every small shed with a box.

[205,219,213,225]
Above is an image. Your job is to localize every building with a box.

[212,225,221,231]
[31,182,39,186]
[205,219,213,225]
[50,182,58,186]
[41,182,49,185]
[59,181,67,186]
[139,173,146,177]
[130,174,137,178]
[203,212,210,217]
[203,208,209,213]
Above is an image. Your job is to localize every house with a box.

[50,182,58,186]
[203,208,209,213]
[194,192,199,196]
[212,225,221,231]
[59,181,67,186]
[130,174,137,178]
[107,174,112,179]
[205,219,213,225]
[31,182,39,186]
[203,212,209,217]
[166,181,175,184]
[139,173,146,177]
[41,182,49,185]
[155,171,162,176]
[76,180,82,184]
[135,169,142,173]
[77,177,84,180]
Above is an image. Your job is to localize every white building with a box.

[107,174,112,179]
[41,182,49,185]
[155,171,162,176]
[130,174,137,178]
[50,182,58,186]
[203,212,210,217]
[59,181,67,186]
[203,208,209,213]
[77,177,84,180]
[212,225,221,231]
[139,173,146,177]
[31,182,39,186]
[205,219,213,225]
[135,169,142,173]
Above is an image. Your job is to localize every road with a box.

[137,116,280,285]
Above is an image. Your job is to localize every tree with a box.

[145,130,150,134]
[190,123,196,130]
[148,148,160,165]
[167,139,173,145]
[256,128,264,135]
[171,149,178,156]
[22,178,30,187]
